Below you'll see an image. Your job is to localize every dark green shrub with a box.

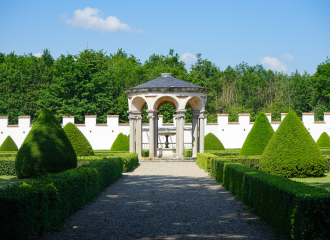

[184,149,192,157]
[204,133,225,150]
[206,149,240,157]
[240,112,274,156]
[321,148,330,155]
[0,136,18,151]
[63,122,94,156]
[260,111,325,178]
[316,132,330,148]
[0,157,123,240]
[110,133,129,151]
[15,109,77,179]
[210,158,330,239]
[0,158,15,175]
[197,153,219,171]
[142,149,149,157]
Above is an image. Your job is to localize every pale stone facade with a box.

[125,73,209,159]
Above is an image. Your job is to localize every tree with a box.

[260,112,325,178]
[110,133,129,151]
[15,109,77,178]
[316,132,330,148]
[0,136,18,151]
[204,133,225,150]
[63,122,94,156]
[240,112,274,156]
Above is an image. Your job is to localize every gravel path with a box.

[43,162,282,240]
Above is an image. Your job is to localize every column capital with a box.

[175,113,185,119]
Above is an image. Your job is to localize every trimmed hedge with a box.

[205,149,240,157]
[209,157,330,239]
[197,153,219,171]
[0,157,123,240]
[317,132,330,148]
[110,133,129,151]
[0,152,139,176]
[204,133,225,150]
[184,149,192,157]
[240,112,274,156]
[0,136,18,151]
[63,122,94,156]
[320,148,330,155]
[15,109,77,178]
[260,111,325,178]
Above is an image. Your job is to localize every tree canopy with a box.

[0,49,329,124]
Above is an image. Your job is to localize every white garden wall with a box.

[1,113,330,150]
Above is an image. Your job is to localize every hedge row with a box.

[209,156,330,239]
[0,152,138,176]
[320,148,330,155]
[141,149,192,157]
[205,149,240,157]
[0,157,123,240]
[196,153,219,171]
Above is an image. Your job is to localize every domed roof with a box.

[125,73,208,94]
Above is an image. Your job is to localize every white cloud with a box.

[65,7,132,32]
[260,56,287,73]
[33,53,42,58]
[180,52,197,65]
[282,53,294,62]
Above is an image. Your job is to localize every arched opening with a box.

[130,96,148,111]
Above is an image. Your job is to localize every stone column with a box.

[175,115,179,157]
[129,115,136,153]
[136,114,142,158]
[191,111,199,158]
[154,113,158,157]
[147,110,158,158]
[199,113,206,153]
[176,111,186,159]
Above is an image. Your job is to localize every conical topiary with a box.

[204,133,225,150]
[15,109,77,178]
[316,132,330,148]
[110,133,129,151]
[0,136,18,151]
[260,111,325,178]
[63,122,94,156]
[240,112,274,156]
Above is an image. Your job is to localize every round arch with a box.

[130,96,148,111]
[186,96,203,111]
[153,95,179,110]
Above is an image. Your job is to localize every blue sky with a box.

[1,0,329,74]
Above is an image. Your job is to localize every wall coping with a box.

[63,115,74,118]
[85,115,97,118]
[217,114,229,116]
[107,115,119,117]
[303,112,314,115]
[18,116,30,118]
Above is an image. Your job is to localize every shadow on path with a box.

[43,162,283,240]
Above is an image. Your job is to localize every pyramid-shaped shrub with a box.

[316,132,330,148]
[204,133,225,150]
[240,112,274,156]
[260,111,325,178]
[63,122,94,156]
[110,133,129,151]
[0,136,18,151]
[15,109,77,178]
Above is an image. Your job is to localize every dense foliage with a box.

[239,112,274,156]
[15,109,77,178]
[206,155,330,240]
[316,132,330,148]
[63,122,94,156]
[0,136,18,151]
[0,50,329,124]
[260,112,325,177]
[204,133,225,150]
[110,133,129,151]
[0,157,124,240]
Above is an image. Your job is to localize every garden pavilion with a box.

[125,73,209,159]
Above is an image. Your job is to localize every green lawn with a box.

[0,176,27,189]
[291,173,330,191]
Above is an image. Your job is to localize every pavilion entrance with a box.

[125,73,209,159]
